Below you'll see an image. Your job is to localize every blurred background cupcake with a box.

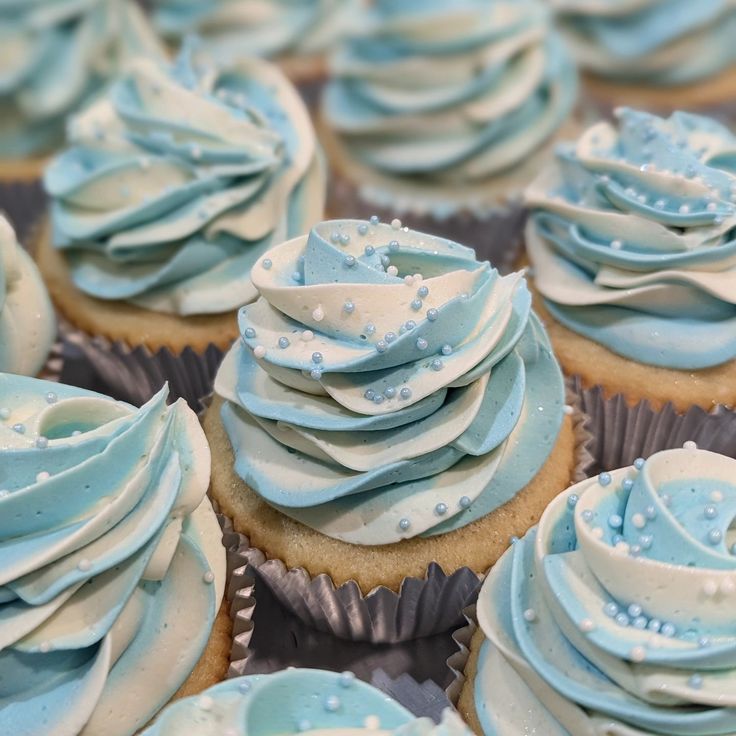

[36,43,324,407]
[204,217,584,643]
[320,0,579,269]
[0,0,165,243]
[151,0,362,107]
[525,107,736,469]
[0,215,58,378]
[0,375,228,736]
[551,0,736,122]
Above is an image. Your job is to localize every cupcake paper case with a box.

[0,374,228,735]
[204,217,581,642]
[141,668,472,735]
[525,108,736,468]
[36,45,325,407]
[460,445,736,735]
[320,0,579,267]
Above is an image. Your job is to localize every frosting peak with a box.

[526,107,736,370]
[45,45,324,316]
[215,218,565,545]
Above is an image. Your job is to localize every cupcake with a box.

[320,0,579,268]
[0,0,165,242]
[36,44,325,407]
[142,668,472,734]
[552,0,736,120]
[0,375,228,735]
[0,215,56,377]
[151,0,361,106]
[525,107,736,468]
[460,445,736,735]
[204,217,580,642]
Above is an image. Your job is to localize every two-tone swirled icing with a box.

[551,0,736,85]
[526,108,736,371]
[0,0,165,159]
[44,44,324,316]
[152,0,360,64]
[0,374,225,736]
[323,0,577,193]
[0,216,55,376]
[473,445,736,735]
[214,218,565,545]
[142,668,471,735]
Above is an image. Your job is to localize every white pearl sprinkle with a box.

[591,526,604,539]
[203,570,215,584]
[39,641,52,653]
[710,490,724,503]
[197,695,214,711]
[630,646,647,663]
[36,471,50,482]
[387,266,399,276]
[404,275,415,286]
[301,330,314,342]
[364,715,381,729]
[703,579,718,597]
[721,578,735,595]
[77,558,91,572]
[579,619,595,633]
[312,307,324,322]
[563,404,573,415]
[391,218,402,229]
[683,440,697,450]
[254,345,266,359]
[631,513,646,529]
[523,608,537,622]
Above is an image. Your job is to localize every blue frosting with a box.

[44,43,324,316]
[526,108,736,371]
[141,668,472,734]
[474,447,736,735]
[0,0,164,159]
[554,0,736,85]
[323,0,577,187]
[214,218,565,545]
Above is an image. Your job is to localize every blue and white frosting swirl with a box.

[526,108,736,371]
[0,374,225,736]
[153,0,361,64]
[0,0,164,159]
[142,668,471,735]
[474,446,736,736]
[214,218,565,545]
[552,0,736,85]
[44,46,324,316]
[0,217,55,376]
[323,0,577,188]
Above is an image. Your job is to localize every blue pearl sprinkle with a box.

[373,394,384,405]
[388,240,400,252]
[567,494,579,509]
[639,534,653,550]
[310,369,322,380]
[704,504,718,519]
[298,719,312,732]
[435,502,448,516]
[404,320,416,330]
[416,338,428,350]
[698,636,711,649]
[340,233,350,245]
[291,271,302,282]
[262,258,272,270]
[384,387,396,399]
[324,695,340,712]
[312,352,323,364]
[426,308,439,321]
[608,514,623,529]
[35,436,48,449]
[603,602,618,617]
[343,300,355,314]
[46,392,58,404]
[627,603,642,618]
[622,478,634,492]
[376,340,388,353]
[12,423,25,434]
[615,613,630,627]
[244,327,256,339]
[598,472,612,486]
[381,255,390,267]
[632,616,648,630]
[411,299,423,311]
[645,505,657,520]
[647,619,661,632]
[399,387,412,400]
[441,344,452,355]
[611,534,623,546]
[582,510,594,523]
[278,337,290,349]
[417,286,429,298]
[370,215,379,225]
[365,245,375,256]
[459,496,471,509]
[634,458,645,470]
[431,359,443,371]
[364,389,376,400]
[399,518,410,531]
[339,672,355,688]
[661,623,676,637]
[365,323,376,335]
[689,674,703,689]
[357,224,369,236]
[708,529,723,545]
[344,255,356,268]
[384,332,397,343]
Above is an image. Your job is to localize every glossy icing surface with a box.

[141,668,472,735]
[552,0,736,85]
[0,0,164,159]
[0,216,55,376]
[323,0,577,189]
[215,218,565,545]
[475,446,736,735]
[0,374,225,736]
[45,45,324,316]
[526,108,736,370]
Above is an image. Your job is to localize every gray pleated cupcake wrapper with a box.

[215,388,593,645]
[445,606,478,706]
[40,341,64,383]
[327,175,526,276]
[571,376,736,473]
[60,318,226,409]
[0,178,47,247]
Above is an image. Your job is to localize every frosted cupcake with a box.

[204,217,580,642]
[0,374,228,735]
[552,0,736,120]
[321,0,578,267]
[525,107,736,468]
[460,445,736,735]
[142,668,471,735]
[0,0,165,241]
[152,0,361,106]
[36,45,324,406]
[0,215,56,377]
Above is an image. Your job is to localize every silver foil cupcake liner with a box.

[0,178,47,247]
[60,318,226,408]
[39,340,64,383]
[218,515,256,677]
[572,376,736,473]
[216,391,593,645]
[445,606,478,706]
[370,669,456,723]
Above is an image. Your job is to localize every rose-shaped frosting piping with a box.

[551,0,736,85]
[44,44,324,317]
[153,0,361,63]
[214,218,565,545]
[0,0,165,159]
[323,0,577,189]
[0,216,55,376]
[0,374,225,736]
[526,108,736,371]
[474,445,736,735]
[141,668,472,735]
